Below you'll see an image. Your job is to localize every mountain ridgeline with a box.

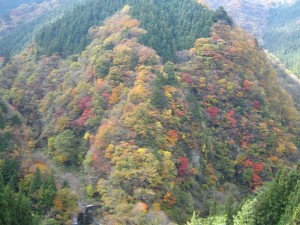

[0,0,214,61]
[203,0,300,78]
[0,1,299,225]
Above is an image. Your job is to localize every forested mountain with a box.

[0,0,299,224]
[0,0,87,59]
[0,0,44,19]
[203,0,300,78]
[264,1,300,77]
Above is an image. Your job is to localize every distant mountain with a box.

[203,0,300,82]
[264,1,300,77]
[0,0,44,19]
[0,0,62,35]
[203,0,296,42]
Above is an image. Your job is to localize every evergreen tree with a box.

[213,6,233,27]
[38,172,57,216]
[29,167,42,196]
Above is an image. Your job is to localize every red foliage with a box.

[178,157,189,175]
[182,74,192,83]
[243,159,253,167]
[102,92,110,101]
[74,108,93,126]
[78,96,92,110]
[225,110,237,127]
[252,173,260,182]
[55,108,65,117]
[252,162,264,173]
[243,160,264,188]
[88,67,95,80]
[242,80,254,91]
[253,101,261,110]
[206,107,219,117]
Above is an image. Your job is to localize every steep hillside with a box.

[0,0,213,61]
[203,0,300,78]
[0,0,62,35]
[187,164,300,225]
[264,1,300,77]
[35,0,213,60]
[0,0,88,60]
[203,0,269,41]
[0,0,44,19]
[203,0,296,42]
[0,5,299,224]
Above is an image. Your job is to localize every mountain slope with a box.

[0,0,44,19]
[264,1,300,77]
[0,5,299,224]
[203,0,300,78]
[35,0,213,60]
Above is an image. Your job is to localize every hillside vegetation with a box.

[0,5,299,224]
[264,0,300,77]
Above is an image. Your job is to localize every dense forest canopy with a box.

[263,0,300,76]
[0,1,299,224]
[0,0,44,19]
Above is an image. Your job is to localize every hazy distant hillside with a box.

[203,0,295,41]
[0,0,44,19]
[0,0,62,35]
[204,0,300,78]
[264,1,300,77]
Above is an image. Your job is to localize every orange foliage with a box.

[163,192,176,208]
[136,202,148,213]
[54,196,64,210]
[166,130,179,146]
[243,159,253,167]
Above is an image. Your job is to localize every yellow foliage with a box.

[258,123,269,137]
[83,132,90,141]
[236,92,244,97]
[151,202,161,211]
[227,82,234,92]
[163,109,173,120]
[56,154,68,163]
[162,150,172,158]
[97,178,107,195]
[87,184,95,197]
[105,144,115,159]
[165,90,172,99]
[202,143,207,153]
[28,140,35,148]
[276,140,285,155]
[271,155,279,162]
[218,79,227,85]
[35,163,47,172]
[163,192,176,208]
[109,84,124,105]
[137,148,146,154]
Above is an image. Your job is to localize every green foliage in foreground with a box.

[187,165,300,225]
